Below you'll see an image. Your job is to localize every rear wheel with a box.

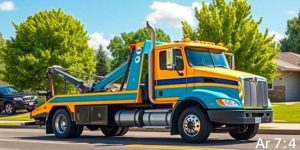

[72,125,84,138]
[86,125,100,131]
[100,126,129,137]
[229,124,259,140]
[4,102,16,115]
[178,106,212,143]
[52,109,75,138]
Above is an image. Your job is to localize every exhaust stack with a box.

[146,21,156,104]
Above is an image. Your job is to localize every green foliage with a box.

[95,45,110,76]
[108,27,171,70]
[1,9,96,92]
[281,11,300,53]
[0,33,7,84]
[182,0,279,81]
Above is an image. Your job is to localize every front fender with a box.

[179,87,242,109]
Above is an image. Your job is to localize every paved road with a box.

[0,128,299,150]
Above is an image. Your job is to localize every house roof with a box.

[276,52,300,71]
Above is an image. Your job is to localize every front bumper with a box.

[207,109,272,124]
[13,100,38,109]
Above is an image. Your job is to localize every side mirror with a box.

[166,49,174,70]
[225,53,235,69]
[37,91,49,96]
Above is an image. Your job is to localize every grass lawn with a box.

[0,113,32,121]
[272,102,300,123]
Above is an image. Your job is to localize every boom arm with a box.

[47,66,91,93]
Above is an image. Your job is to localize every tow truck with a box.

[29,22,272,143]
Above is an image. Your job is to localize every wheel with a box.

[116,127,129,136]
[229,124,259,140]
[86,125,100,131]
[52,109,75,138]
[72,125,84,138]
[178,106,212,143]
[100,126,128,137]
[4,102,16,115]
[26,108,34,112]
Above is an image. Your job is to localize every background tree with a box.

[1,9,96,92]
[182,0,279,81]
[108,28,171,70]
[95,45,110,76]
[281,11,300,53]
[0,33,7,84]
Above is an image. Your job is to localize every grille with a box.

[23,96,35,101]
[243,78,268,108]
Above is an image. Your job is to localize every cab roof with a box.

[155,38,228,51]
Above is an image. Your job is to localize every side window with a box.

[159,49,184,70]
[159,51,167,70]
[174,49,184,70]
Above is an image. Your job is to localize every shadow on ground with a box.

[18,133,256,147]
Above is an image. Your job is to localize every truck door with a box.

[154,47,186,104]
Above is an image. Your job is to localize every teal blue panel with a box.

[156,86,242,109]
[126,47,144,90]
[49,93,137,103]
[93,62,128,91]
[143,40,165,54]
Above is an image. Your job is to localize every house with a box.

[268,52,300,101]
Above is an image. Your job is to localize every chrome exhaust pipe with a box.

[146,21,156,104]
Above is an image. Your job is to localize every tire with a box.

[116,127,129,136]
[178,106,212,143]
[229,124,259,140]
[52,109,75,138]
[86,125,100,131]
[100,126,128,137]
[26,108,34,112]
[71,125,84,138]
[4,102,16,115]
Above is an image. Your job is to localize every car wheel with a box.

[52,109,75,138]
[100,126,127,137]
[4,102,16,115]
[178,106,212,143]
[229,124,259,140]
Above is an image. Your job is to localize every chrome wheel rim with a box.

[183,114,201,137]
[5,104,13,113]
[55,114,67,134]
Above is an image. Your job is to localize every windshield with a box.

[186,47,229,68]
[0,86,19,95]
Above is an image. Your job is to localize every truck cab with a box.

[29,22,272,143]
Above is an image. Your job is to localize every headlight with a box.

[216,99,239,107]
[33,96,38,99]
[13,97,23,101]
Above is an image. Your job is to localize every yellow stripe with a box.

[155,97,179,102]
[126,144,232,150]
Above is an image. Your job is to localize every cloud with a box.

[0,1,15,12]
[88,32,111,57]
[269,31,285,43]
[146,1,202,28]
[287,10,297,17]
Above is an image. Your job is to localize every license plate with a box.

[29,102,34,105]
[255,117,261,123]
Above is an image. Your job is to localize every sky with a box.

[0,0,299,55]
